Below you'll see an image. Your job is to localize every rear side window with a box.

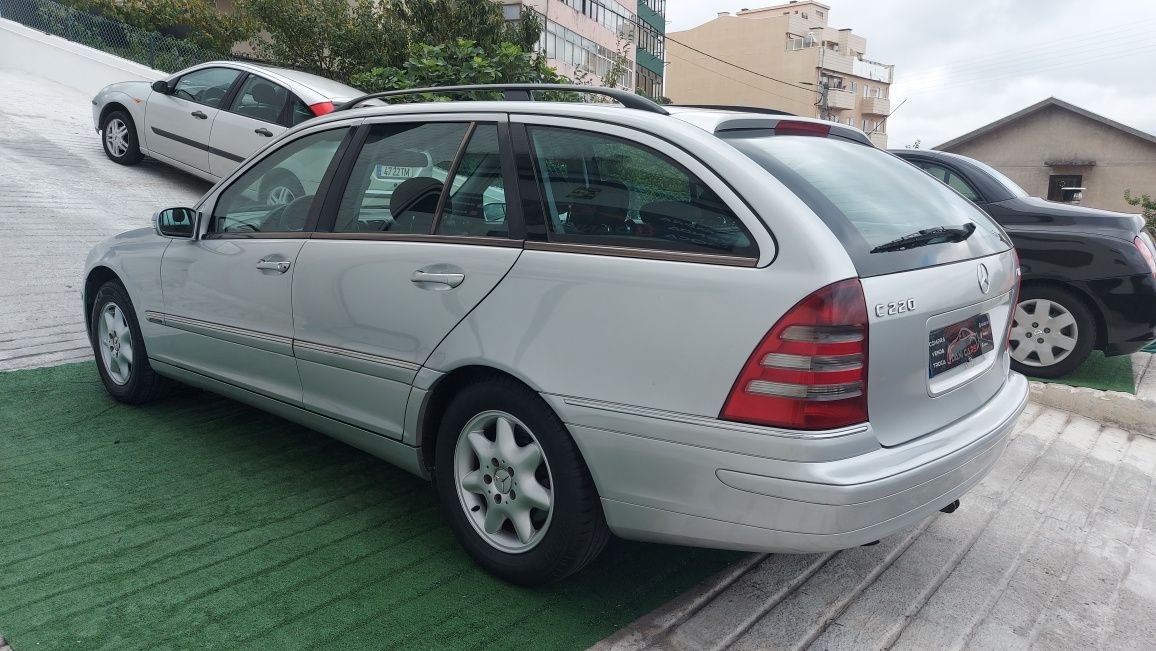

[527,127,756,257]
[332,122,470,234]
[228,75,288,124]
[726,134,1007,276]
[918,163,981,202]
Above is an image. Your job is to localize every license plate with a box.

[374,165,419,179]
[928,313,995,378]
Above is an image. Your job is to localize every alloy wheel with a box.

[97,302,133,385]
[104,118,129,158]
[453,410,554,553]
[1009,298,1079,367]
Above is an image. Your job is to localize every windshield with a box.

[726,133,1009,276]
[964,157,1030,198]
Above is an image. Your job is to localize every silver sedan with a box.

[92,61,362,197]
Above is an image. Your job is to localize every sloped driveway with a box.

[0,68,208,371]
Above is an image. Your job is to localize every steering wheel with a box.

[260,195,314,232]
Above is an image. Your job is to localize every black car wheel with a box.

[90,280,164,403]
[1009,285,1096,378]
[433,377,610,586]
[101,110,144,165]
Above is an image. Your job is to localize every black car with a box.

[892,149,1156,377]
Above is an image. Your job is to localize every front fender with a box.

[93,83,151,141]
[83,228,169,338]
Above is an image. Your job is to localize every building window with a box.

[541,19,633,88]
[1048,175,1083,201]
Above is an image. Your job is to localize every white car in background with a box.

[92,61,363,204]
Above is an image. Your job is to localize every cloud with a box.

[666,1,1156,148]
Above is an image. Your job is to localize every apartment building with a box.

[503,0,638,90]
[665,1,894,146]
[635,0,665,99]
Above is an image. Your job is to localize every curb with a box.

[1028,381,1156,437]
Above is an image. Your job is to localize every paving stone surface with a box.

[0,68,208,371]
[595,404,1156,651]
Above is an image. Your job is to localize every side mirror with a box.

[151,79,172,94]
[153,207,198,239]
[482,203,507,223]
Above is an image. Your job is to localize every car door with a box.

[154,125,352,403]
[208,73,293,178]
[291,116,522,439]
[144,66,242,172]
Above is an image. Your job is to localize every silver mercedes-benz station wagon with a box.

[83,85,1029,585]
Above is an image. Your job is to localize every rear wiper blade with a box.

[870,223,976,253]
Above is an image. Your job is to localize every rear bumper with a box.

[558,371,1029,553]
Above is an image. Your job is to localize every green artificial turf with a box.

[1142,341,1156,354]
[0,363,742,651]
[1028,351,1136,394]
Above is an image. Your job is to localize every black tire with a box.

[258,170,305,206]
[1010,284,1096,378]
[433,377,610,586]
[101,110,143,165]
[89,280,164,404]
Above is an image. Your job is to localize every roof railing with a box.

[673,104,794,116]
[333,83,670,115]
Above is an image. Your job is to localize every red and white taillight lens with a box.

[720,279,869,430]
[1134,234,1156,277]
[309,101,336,117]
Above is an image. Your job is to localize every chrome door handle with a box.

[191,110,208,119]
[411,270,464,288]
[256,259,291,273]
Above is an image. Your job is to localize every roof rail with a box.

[333,84,671,115]
[673,104,794,116]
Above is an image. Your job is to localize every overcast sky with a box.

[666,0,1156,148]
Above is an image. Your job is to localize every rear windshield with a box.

[725,133,1009,276]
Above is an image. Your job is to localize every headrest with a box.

[389,177,443,218]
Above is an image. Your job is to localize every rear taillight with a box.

[773,120,831,137]
[720,279,868,430]
[309,101,336,117]
[1134,235,1156,277]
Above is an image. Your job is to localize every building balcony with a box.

[826,88,856,110]
[861,96,890,115]
[818,51,854,76]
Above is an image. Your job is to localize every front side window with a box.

[209,128,348,234]
[228,75,289,124]
[172,67,241,109]
[527,126,756,257]
[332,122,470,234]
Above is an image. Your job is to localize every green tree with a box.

[351,39,567,98]
[66,0,254,53]
[1125,189,1156,233]
[240,0,404,80]
[387,0,541,54]
[241,0,546,85]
